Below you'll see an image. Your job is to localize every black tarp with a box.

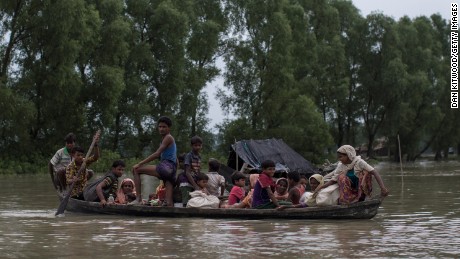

[227,139,318,176]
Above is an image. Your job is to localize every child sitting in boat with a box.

[273,178,289,201]
[301,174,324,207]
[83,160,126,207]
[252,160,291,209]
[278,174,324,209]
[186,173,220,208]
[227,172,246,205]
[299,174,308,191]
[223,173,259,209]
[65,132,100,200]
[115,178,137,204]
[148,181,166,206]
[287,171,305,205]
[195,172,210,194]
[206,159,226,197]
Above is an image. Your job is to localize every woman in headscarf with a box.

[273,178,289,201]
[303,174,324,207]
[316,145,389,204]
[115,178,137,204]
[278,174,324,209]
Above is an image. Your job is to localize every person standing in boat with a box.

[177,136,203,207]
[315,145,389,204]
[131,116,177,207]
[65,132,101,200]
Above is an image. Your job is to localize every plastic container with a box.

[108,194,115,204]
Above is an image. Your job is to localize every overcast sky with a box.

[205,0,453,129]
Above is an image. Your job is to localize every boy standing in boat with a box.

[132,116,177,207]
[177,136,203,207]
[65,132,100,199]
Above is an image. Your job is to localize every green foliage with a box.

[0,0,456,174]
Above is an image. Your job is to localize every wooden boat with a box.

[61,195,383,219]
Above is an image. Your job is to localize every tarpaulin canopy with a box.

[227,139,318,176]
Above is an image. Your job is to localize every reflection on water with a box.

[0,161,460,258]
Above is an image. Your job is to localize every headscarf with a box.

[336,145,361,172]
[309,174,324,190]
[274,178,289,200]
[306,174,324,206]
[115,178,136,204]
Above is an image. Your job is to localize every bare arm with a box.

[288,188,301,205]
[266,187,280,207]
[369,169,389,197]
[185,165,200,190]
[220,183,225,196]
[48,162,57,190]
[85,133,101,165]
[96,181,108,207]
[136,135,173,167]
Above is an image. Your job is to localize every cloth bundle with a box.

[186,191,220,208]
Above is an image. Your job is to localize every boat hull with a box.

[63,197,382,220]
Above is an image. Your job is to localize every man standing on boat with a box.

[131,116,177,207]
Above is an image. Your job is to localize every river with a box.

[0,160,459,258]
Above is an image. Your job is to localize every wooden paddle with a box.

[55,130,101,216]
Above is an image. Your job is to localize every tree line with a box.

[0,0,458,173]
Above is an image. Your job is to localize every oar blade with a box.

[55,192,71,216]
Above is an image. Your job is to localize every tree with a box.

[219,0,332,162]
[354,13,405,158]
